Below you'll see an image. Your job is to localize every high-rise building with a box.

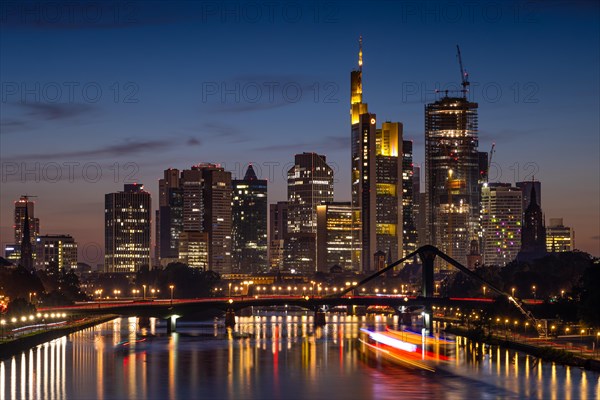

[413,166,426,249]
[287,153,334,234]
[178,231,209,269]
[157,168,183,265]
[425,95,480,268]
[350,38,404,272]
[35,234,78,270]
[155,164,233,273]
[316,202,357,271]
[105,184,151,273]
[518,184,546,261]
[375,122,403,263]
[286,153,334,273]
[546,218,575,252]
[269,201,288,270]
[402,140,418,257]
[14,195,39,248]
[200,164,233,274]
[481,183,522,266]
[181,167,204,232]
[232,165,268,274]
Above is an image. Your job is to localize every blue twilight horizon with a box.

[0,1,598,261]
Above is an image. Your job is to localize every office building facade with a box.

[425,95,480,268]
[105,184,151,273]
[232,165,268,274]
[481,183,522,266]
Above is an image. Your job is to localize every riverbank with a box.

[444,325,600,372]
[0,315,116,360]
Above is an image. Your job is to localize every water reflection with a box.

[0,313,598,399]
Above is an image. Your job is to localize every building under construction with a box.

[425,95,480,269]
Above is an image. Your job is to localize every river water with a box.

[1,313,598,399]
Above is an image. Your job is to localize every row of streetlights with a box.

[1,312,68,337]
[220,283,420,296]
[92,285,174,301]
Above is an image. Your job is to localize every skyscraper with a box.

[350,38,403,272]
[375,122,403,263]
[316,202,356,271]
[200,164,233,274]
[157,168,183,265]
[269,201,288,270]
[481,183,522,266]
[286,152,333,273]
[425,95,480,268]
[402,140,418,257]
[14,195,39,248]
[232,165,268,274]
[105,184,151,273]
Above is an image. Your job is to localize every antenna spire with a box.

[358,35,363,71]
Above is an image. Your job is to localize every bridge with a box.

[41,246,544,335]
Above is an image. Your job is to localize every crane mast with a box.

[456,45,469,98]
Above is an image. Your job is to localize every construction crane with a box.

[434,45,470,99]
[456,44,469,98]
[487,143,496,183]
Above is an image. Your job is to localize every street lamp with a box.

[228,282,232,297]
[482,286,487,297]
[511,287,515,298]
[142,284,147,300]
[169,285,174,305]
[532,285,536,299]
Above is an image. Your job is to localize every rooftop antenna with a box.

[358,35,363,71]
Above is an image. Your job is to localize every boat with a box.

[359,327,454,372]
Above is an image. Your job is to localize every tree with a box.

[577,261,600,326]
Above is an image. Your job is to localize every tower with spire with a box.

[232,164,268,273]
[350,36,404,272]
[19,203,34,271]
[518,183,547,261]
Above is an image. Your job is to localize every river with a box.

[1,312,598,399]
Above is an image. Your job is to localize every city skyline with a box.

[1,1,599,261]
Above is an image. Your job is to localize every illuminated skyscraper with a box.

[316,202,357,271]
[286,152,333,273]
[200,164,233,274]
[232,165,268,274]
[14,195,39,248]
[425,95,479,268]
[375,122,403,264]
[350,38,403,272]
[481,183,522,266]
[105,184,151,273]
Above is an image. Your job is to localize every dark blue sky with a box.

[1,0,598,261]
